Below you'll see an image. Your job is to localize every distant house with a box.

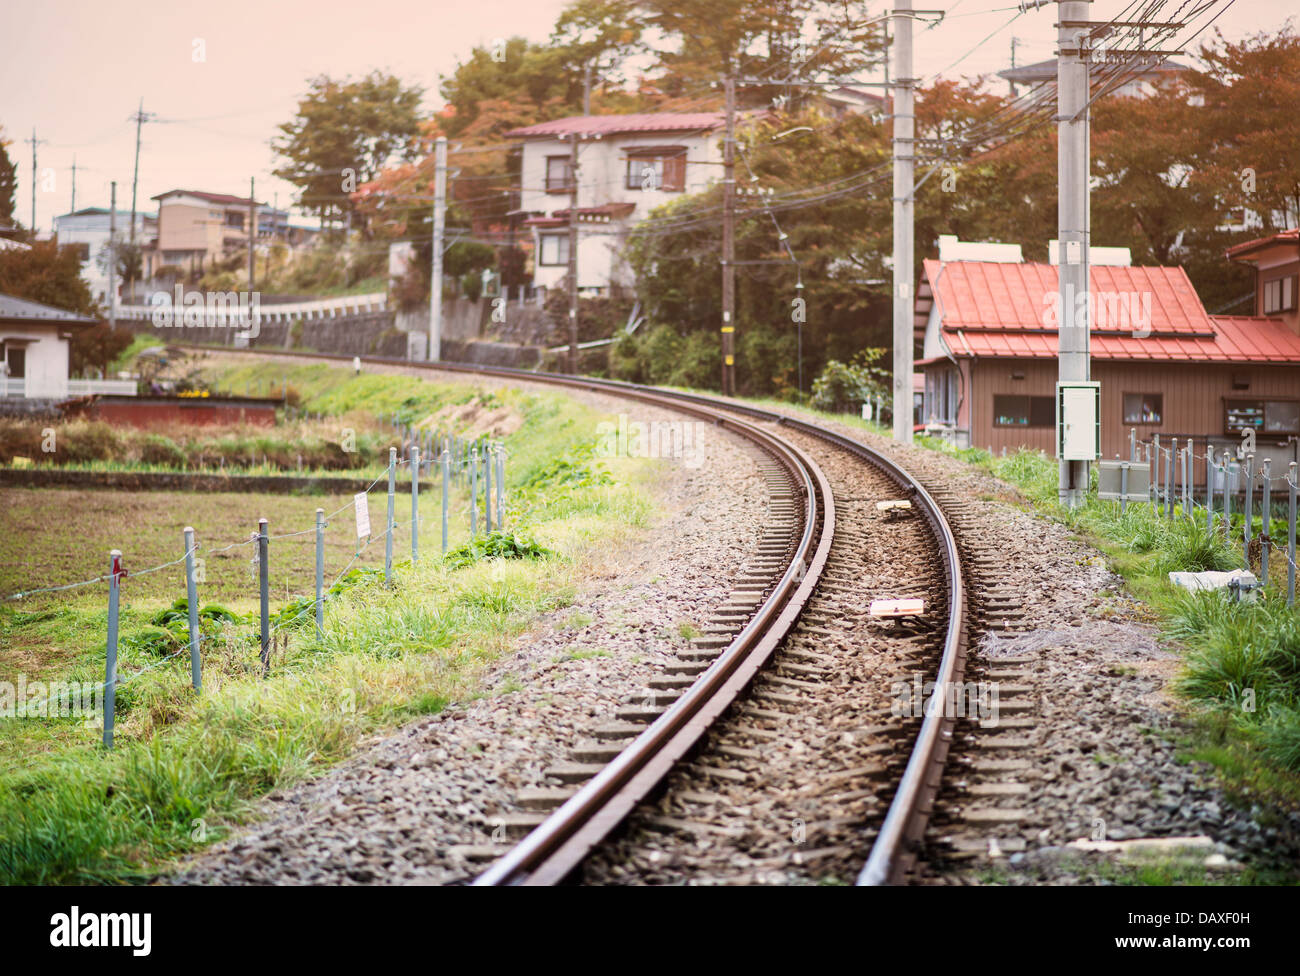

[0,293,98,399]
[1226,228,1300,336]
[998,57,1188,98]
[916,236,1300,478]
[150,189,306,277]
[53,208,157,306]
[505,112,736,295]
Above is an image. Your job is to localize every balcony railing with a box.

[0,378,139,398]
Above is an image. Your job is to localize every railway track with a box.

[184,347,969,885]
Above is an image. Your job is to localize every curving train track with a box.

[185,347,969,885]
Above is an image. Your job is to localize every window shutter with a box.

[664,152,686,191]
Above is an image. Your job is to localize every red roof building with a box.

[1226,228,1300,336]
[916,239,1300,475]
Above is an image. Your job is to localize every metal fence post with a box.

[470,449,479,536]
[496,448,505,530]
[1260,458,1271,589]
[1288,462,1297,607]
[1224,456,1233,539]
[441,449,450,554]
[484,443,493,533]
[411,444,420,563]
[1129,427,1137,463]
[1207,448,1216,532]
[1166,438,1176,520]
[184,527,201,692]
[315,508,325,638]
[103,550,122,749]
[1243,454,1255,571]
[1150,433,1159,508]
[385,447,396,584]
[258,518,270,673]
[1120,461,1129,515]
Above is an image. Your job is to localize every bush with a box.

[809,348,888,414]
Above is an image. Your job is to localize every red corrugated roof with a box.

[924,258,1300,363]
[506,113,726,138]
[946,316,1300,363]
[1225,227,1300,260]
[152,188,260,207]
[922,259,1215,334]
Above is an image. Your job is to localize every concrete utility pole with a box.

[721,72,737,396]
[891,0,915,443]
[108,182,117,327]
[70,156,76,213]
[1057,1,1091,507]
[567,133,580,373]
[1009,37,1020,96]
[430,135,447,362]
[25,128,44,233]
[128,99,154,253]
[248,177,257,290]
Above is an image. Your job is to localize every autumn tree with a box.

[0,239,96,315]
[273,71,426,233]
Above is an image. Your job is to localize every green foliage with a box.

[443,531,555,570]
[518,442,614,493]
[0,126,16,223]
[809,349,888,414]
[272,568,383,629]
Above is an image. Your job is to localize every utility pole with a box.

[567,133,580,373]
[430,135,447,362]
[1056,1,1090,507]
[70,156,76,213]
[891,1,915,443]
[24,128,44,233]
[128,99,154,253]
[583,61,593,115]
[1009,37,1020,96]
[108,182,117,327]
[720,72,737,396]
[248,177,256,290]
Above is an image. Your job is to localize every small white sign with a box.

[354,493,371,539]
[870,598,924,617]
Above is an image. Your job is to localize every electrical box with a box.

[1057,381,1100,461]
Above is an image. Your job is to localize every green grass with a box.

[0,359,662,884]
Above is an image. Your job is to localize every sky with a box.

[1,0,1294,234]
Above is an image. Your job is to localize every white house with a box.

[53,208,157,306]
[0,293,99,399]
[506,112,733,295]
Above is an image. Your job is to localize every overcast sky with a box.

[2,0,1294,233]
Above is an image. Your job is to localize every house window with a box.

[225,212,245,230]
[1123,393,1163,424]
[545,156,573,194]
[1224,399,1300,436]
[6,347,26,379]
[994,394,1054,428]
[1262,275,1298,314]
[538,233,569,266]
[626,149,686,192]
[63,242,90,262]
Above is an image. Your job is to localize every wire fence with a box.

[1096,428,1298,608]
[4,420,511,748]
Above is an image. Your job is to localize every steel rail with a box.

[185,346,967,884]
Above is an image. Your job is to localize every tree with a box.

[0,126,16,227]
[273,71,426,232]
[69,324,134,377]
[0,239,97,315]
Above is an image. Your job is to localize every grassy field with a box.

[0,359,654,883]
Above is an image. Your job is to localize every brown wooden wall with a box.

[961,358,1300,484]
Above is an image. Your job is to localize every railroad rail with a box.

[176,346,968,885]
